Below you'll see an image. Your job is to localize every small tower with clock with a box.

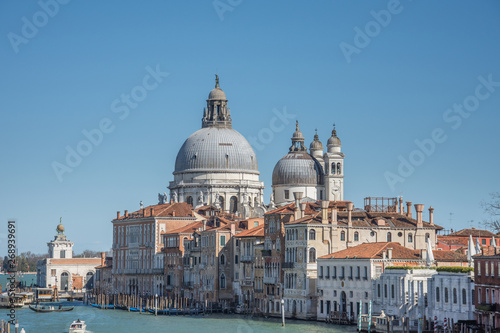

[324,124,345,201]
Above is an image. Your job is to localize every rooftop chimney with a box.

[172,210,176,217]
[415,204,424,227]
[399,197,404,215]
[203,220,206,231]
[321,201,329,224]
[124,210,129,218]
[101,252,105,266]
[293,192,303,220]
[331,207,338,226]
[406,201,412,218]
[382,250,387,260]
[429,206,434,225]
[150,207,154,216]
[387,248,393,260]
[300,203,307,219]
[347,202,354,226]
[230,223,235,236]
[117,211,121,219]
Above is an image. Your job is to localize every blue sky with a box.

[1,0,499,254]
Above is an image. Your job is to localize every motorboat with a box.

[68,319,86,333]
[0,293,24,308]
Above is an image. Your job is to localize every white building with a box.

[168,76,265,217]
[373,267,474,330]
[272,123,344,206]
[37,221,101,291]
[316,242,429,322]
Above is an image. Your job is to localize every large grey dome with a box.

[174,127,259,174]
[272,152,323,186]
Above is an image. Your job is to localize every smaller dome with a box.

[310,133,323,151]
[327,128,341,147]
[208,87,226,100]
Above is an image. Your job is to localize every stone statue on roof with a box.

[171,191,177,203]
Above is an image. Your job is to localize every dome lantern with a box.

[203,75,231,128]
[289,121,307,152]
[309,129,324,158]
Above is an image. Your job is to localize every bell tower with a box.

[324,124,345,201]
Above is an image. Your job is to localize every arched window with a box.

[453,288,458,304]
[445,288,449,303]
[408,233,413,243]
[436,287,440,302]
[230,196,238,213]
[220,274,226,289]
[340,231,345,241]
[309,248,316,263]
[220,254,225,265]
[218,196,224,210]
[354,232,359,242]
[391,284,395,299]
[462,288,467,305]
[331,163,336,174]
[309,229,316,240]
[377,284,381,297]
[387,232,392,242]
[85,271,94,289]
[337,163,341,174]
[186,196,193,207]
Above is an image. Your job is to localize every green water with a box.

[1,302,357,333]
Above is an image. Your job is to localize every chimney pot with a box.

[293,192,303,220]
[300,203,307,219]
[415,204,424,227]
[429,206,434,225]
[150,208,154,216]
[387,248,393,259]
[406,201,412,218]
[321,201,329,224]
[331,207,338,226]
[117,211,121,219]
[124,210,128,218]
[347,202,353,225]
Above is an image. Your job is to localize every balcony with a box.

[282,262,294,269]
[240,255,254,263]
[263,276,278,284]
[261,250,272,257]
[241,280,253,287]
[183,281,194,288]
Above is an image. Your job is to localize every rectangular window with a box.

[220,235,226,247]
[478,262,481,276]
[482,239,487,245]
[486,262,489,276]
[284,190,289,200]
[320,266,324,278]
[349,266,353,279]
[492,262,495,277]
[60,250,66,258]
[356,266,360,279]
[320,300,324,314]
[326,266,330,278]
[364,266,368,279]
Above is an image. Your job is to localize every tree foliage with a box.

[483,192,500,233]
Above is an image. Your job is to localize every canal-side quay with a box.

[1,302,357,333]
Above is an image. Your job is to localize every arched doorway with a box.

[292,300,297,316]
[341,291,347,313]
[61,272,69,291]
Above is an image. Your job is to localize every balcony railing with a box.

[241,280,253,287]
[282,262,294,269]
[263,276,278,284]
[240,255,254,262]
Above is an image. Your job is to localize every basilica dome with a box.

[272,152,323,186]
[174,127,259,174]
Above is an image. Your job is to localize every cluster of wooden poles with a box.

[0,319,21,333]
[89,291,222,313]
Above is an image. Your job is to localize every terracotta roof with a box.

[286,211,441,230]
[437,236,469,246]
[49,258,101,264]
[433,250,468,262]
[319,242,467,263]
[235,225,265,238]
[164,221,204,235]
[318,242,420,260]
[448,228,496,237]
[266,201,351,215]
[114,202,194,220]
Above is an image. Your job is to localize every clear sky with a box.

[1,0,499,254]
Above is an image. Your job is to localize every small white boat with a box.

[68,319,86,333]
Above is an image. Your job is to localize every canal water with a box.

[0,273,37,291]
[0,302,357,333]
